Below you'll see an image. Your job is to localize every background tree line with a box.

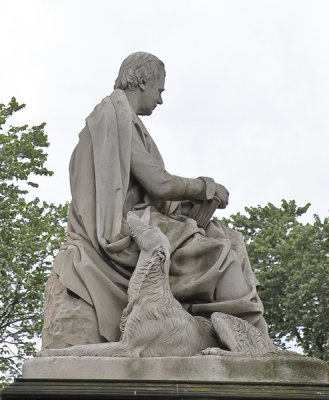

[220,200,329,361]
[0,99,67,386]
[0,99,328,386]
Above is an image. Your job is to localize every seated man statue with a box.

[41,52,271,351]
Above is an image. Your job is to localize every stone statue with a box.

[41,212,275,358]
[41,52,273,354]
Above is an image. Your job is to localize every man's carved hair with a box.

[114,52,165,91]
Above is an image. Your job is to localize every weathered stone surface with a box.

[41,270,104,349]
[23,355,329,384]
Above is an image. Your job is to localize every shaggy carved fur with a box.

[202,312,276,357]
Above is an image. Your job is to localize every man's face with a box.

[138,71,165,116]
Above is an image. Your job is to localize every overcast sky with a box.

[1,0,328,221]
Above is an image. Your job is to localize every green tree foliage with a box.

[221,200,329,360]
[0,98,68,385]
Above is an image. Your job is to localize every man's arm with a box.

[130,127,216,201]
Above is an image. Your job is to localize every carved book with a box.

[189,196,221,229]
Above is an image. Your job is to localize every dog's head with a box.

[127,211,171,255]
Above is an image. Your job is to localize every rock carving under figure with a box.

[40,212,275,358]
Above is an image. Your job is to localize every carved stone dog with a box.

[40,212,274,358]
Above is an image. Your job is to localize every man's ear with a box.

[138,82,146,91]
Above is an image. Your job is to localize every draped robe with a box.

[52,89,265,342]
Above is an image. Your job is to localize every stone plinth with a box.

[21,355,329,384]
[2,355,329,399]
[2,379,329,399]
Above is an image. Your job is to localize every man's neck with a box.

[124,89,141,115]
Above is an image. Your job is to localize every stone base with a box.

[21,355,329,383]
[2,379,329,399]
[2,355,329,399]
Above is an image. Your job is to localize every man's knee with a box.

[215,261,250,302]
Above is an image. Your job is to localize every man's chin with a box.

[138,109,153,116]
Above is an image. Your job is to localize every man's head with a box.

[114,52,165,91]
[114,52,165,116]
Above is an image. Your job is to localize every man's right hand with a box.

[215,183,229,209]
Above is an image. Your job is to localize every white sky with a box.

[1,0,328,221]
